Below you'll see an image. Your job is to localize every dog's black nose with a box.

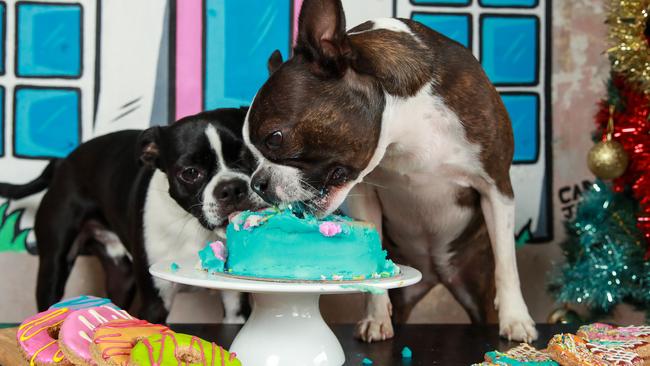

[214,179,247,205]
[251,174,269,197]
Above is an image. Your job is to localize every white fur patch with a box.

[221,290,245,324]
[143,170,218,308]
[348,18,423,47]
[90,228,131,264]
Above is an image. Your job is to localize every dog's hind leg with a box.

[34,193,86,311]
[84,221,136,311]
[437,213,498,324]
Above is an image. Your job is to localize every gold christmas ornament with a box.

[606,0,650,92]
[587,105,629,179]
[547,307,582,324]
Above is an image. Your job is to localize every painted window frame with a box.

[0,0,96,162]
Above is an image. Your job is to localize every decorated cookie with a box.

[547,334,609,366]
[49,296,117,311]
[578,323,650,342]
[58,305,133,366]
[585,342,645,366]
[129,332,241,366]
[588,338,650,359]
[17,307,73,366]
[547,333,642,366]
[90,319,171,366]
[484,343,558,365]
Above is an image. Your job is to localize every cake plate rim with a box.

[150,258,422,366]
[150,258,421,294]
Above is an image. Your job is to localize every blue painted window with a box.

[0,3,5,75]
[480,0,537,7]
[480,15,538,85]
[501,93,538,163]
[411,13,471,47]
[204,0,290,109]
[16,3,82,78]
[14,88,80,158]
[411,0,471,5]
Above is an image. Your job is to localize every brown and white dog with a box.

[244,0,537,342]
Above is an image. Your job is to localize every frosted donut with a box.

[50,296,117,311]
[58,305,133,366]
[129,332,241,366]
[17,307,73,366]
[90,319,171,366]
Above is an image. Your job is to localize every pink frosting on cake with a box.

[210,240,227,261]
[319,222,342,237]
[17,307,71,366]
[59,305,132,364]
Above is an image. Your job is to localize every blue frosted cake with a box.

[199,208,399,280]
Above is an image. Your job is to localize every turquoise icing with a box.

[199,243,225,273]
[362,358,373,365]
[49,295,117,310]
[484,351,558,366]
[204,208,399,280]
[401,346,412,359]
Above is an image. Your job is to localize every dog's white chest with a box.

[369,86,486,260]
[143,171,217,265]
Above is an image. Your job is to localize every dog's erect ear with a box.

[268,50,283,75]
[296,0,350,76]
[137,127,162,169]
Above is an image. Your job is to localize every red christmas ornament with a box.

[595,76,650,257]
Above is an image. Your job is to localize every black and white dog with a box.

[245,0,536,342]
[0,108,263,323]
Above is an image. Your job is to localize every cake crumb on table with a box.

[402,346,413,359]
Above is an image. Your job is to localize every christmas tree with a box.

[551,0,650,319]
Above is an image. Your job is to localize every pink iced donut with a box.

[17,307,72,366]
[58,305,133,366]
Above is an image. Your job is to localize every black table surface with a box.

[165,324,577,366]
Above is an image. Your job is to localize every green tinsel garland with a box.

[550,180,649,315]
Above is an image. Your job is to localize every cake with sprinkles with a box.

[199,207,399,281]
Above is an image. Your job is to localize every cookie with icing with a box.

[547,333,642,366]
[585,341,645,366]
[17,307,73,366]
[49,296,117,311]
[484,343,558,365]
[588,338,650,359]
[58,305,133,366]
[129,332,241,366]
[90,319,172,366]
[578,323,650,342]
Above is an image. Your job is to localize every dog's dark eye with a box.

[178,167,204,184]
[328,166,348,185]
[265,131,283,150]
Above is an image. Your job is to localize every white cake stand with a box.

[150,258,421,366]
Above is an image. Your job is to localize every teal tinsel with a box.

[551,180,647,314]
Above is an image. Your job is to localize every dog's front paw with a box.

[354,317,394,343]
[499,312,538,343]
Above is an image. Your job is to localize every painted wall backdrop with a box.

[0,0,618,324]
